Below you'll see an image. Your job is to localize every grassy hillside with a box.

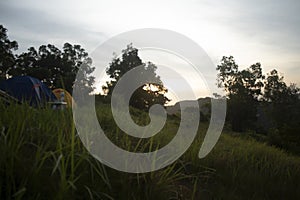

[0,102,299,199]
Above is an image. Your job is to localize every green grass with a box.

[0,101,300,199]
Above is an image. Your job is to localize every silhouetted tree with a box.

[264,70,285,102]
[11,43,95,93]
[263,70,300,132]
[217,56,264,131]
[103,44,169,110]
[262,69,300,153]
[0,25,18,81]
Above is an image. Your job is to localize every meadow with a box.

[0,102,300,200]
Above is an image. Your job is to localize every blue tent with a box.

[0,76,57,106]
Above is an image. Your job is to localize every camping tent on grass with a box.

[0,76,57,106]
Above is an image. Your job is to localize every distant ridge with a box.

[166,97,211,115]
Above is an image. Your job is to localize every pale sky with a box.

[1,0,299,103]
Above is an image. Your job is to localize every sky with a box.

[0,0,299,103]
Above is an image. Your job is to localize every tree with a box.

[103,44,169,110]
[264,69,289,103]
[262,69,300,152]
[0,25,18,81]
[11,43,95,93]
[217,56,264,131]
[217,56,264,99]
[263,70,300,127]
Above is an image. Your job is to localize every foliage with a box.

[264,69,289,103]
[103,44,169,110]
[263,70,300,152]
[217,56,300,154]
[11,43,95,93]
[216,56,264,131]
[0,24,95,93]
[0,25,18,81]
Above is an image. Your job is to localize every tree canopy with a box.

[217,55,300,153]
[103,44,170,110]
[217,56,264,131]
[0,25,18,81]
[0,25,95,93]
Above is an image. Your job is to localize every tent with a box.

[0,76,57,106]
[52,88,74,108]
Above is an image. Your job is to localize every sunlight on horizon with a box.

[2,0,298,96]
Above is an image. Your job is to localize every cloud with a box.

[0,1,107,52]
[0,0,299,88]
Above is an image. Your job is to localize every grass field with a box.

[0,102,300,199]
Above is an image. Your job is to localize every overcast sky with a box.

[1,0,299,100]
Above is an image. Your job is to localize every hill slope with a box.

[0,102,299,199]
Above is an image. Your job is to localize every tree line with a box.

[217,56,300,153]
[0,25,95,94]
[0,25,169,109]
[1,24,299,153]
